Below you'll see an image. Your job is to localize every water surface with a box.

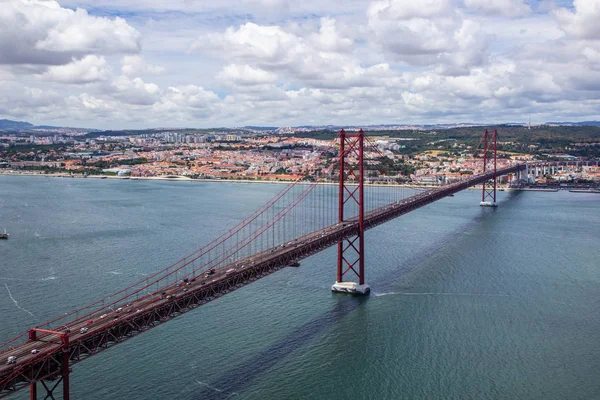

[0,176,598,399]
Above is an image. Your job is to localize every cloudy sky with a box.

[0,0,598,129]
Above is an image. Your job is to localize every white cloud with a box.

[36,11,139,54]
[582,46,600,64]
[161,85,220,111]
[309,18,353,53]
[0,0,140,66]
[0,81,63,119]
[121,55,165,76]
[56,0,368,20]
[39,55,109,84]
[193,19,390,90]
[555,0,600,39]
[217,64,277,86]
[368,0,453,20]
[463,0,531,17]
[111,76,161,105]
[402,91,425,107]
[194,22,305,67]
[367,0,492,70]
[67,93,113,111]
[1,0,600,128]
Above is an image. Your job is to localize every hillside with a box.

[0,119,33,130]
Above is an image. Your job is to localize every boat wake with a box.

[5,284,35,317]
[195,380,238,398]
[375,291,511,298]
[0,276,56,282]
[374,291,574,308]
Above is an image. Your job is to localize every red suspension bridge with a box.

[1,129,537,399]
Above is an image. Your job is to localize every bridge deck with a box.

[0,164,525,397]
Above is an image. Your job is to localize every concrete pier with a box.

[331,281,370,295]
[480,201,498,207]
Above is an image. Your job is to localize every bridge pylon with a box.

[26,328,71,400]
[331,129,370,295]
[480,129,498,207]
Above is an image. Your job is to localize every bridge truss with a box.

[480,129,498,207]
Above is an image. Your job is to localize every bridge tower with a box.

[480,129,498,207]
[331,129,370,295]
[26,328,71,400]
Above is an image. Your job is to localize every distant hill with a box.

[2,117,600,133]
[547,121,600,127]
[34,125,69,129]
[578,121,600,127]
[0,119,98,133]
[243,126,278,131]
[0,119,33,130]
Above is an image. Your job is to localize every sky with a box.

[0,0,598,129]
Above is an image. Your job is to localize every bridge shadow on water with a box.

[373,189,524,293]
[192,296,367,399]
[192,191,524,399]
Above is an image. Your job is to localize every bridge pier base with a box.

[332,281,370,295]
[479,201,497,207]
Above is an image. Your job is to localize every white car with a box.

[31,349,39,354]
[80,327,88,334]
[6,356,16,365]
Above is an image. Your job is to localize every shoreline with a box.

[0,171,439,188]
[5,171,596,194]
[11,171,594,191]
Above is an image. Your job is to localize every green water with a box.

[0,176,599,399]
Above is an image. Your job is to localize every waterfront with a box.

[0,176,599,399]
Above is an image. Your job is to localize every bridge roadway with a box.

[0,163,525,397]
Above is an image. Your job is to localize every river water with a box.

[0,176,599,400]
